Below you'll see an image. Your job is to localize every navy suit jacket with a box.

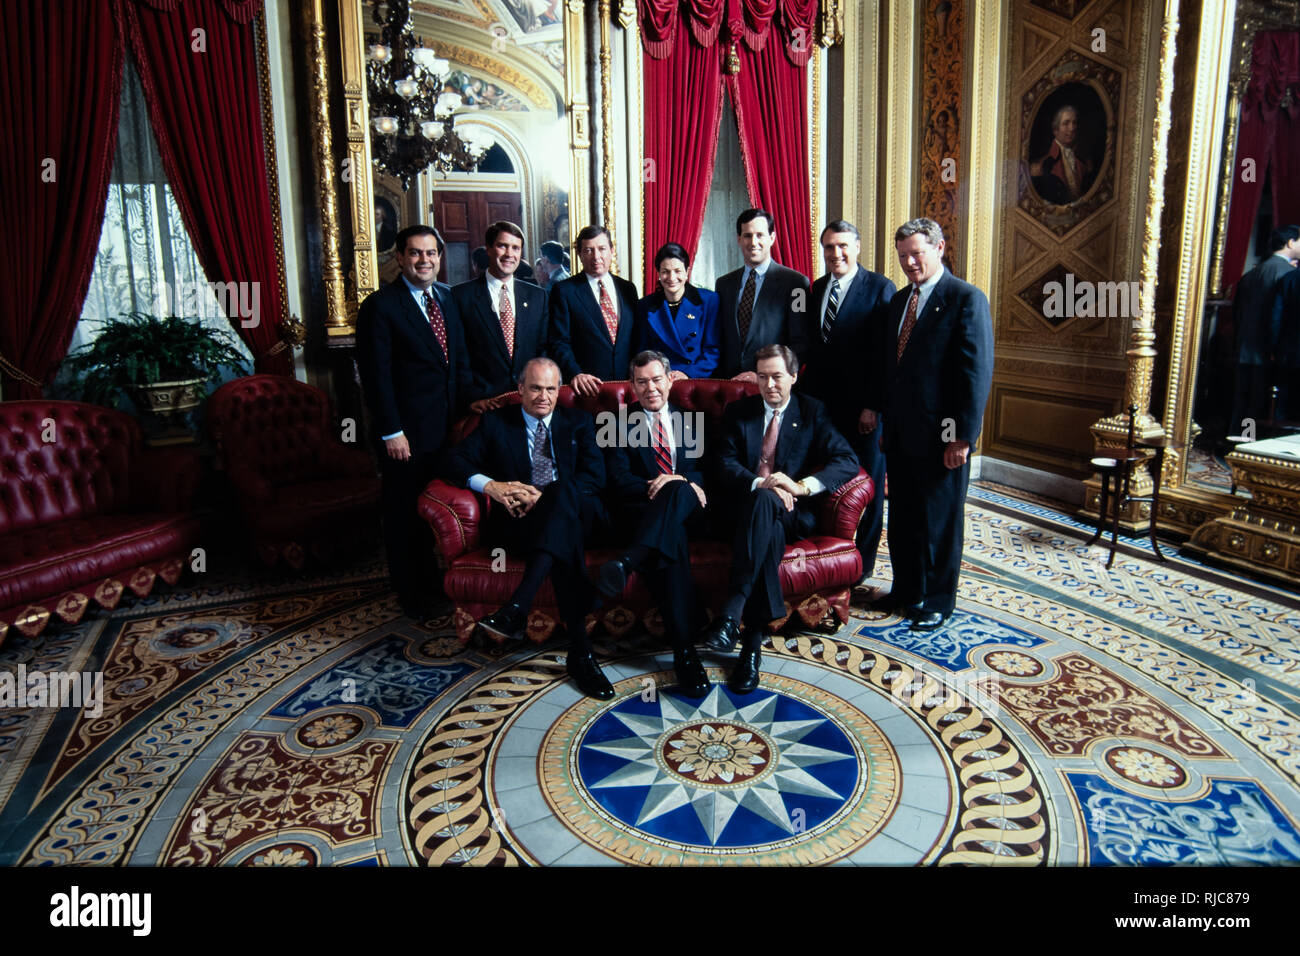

[717,393,858,504]
[635,285,721,378]
[603,401,706,504]
[450,274,548,400]
[444,404,605,499]
[1232,254,1291,365]
[548,272,640,382]
[879,270,994,461]
[801,268,897,432]
[716,261,810,377]
[355,277,472,458]
[1275,266,1300,366]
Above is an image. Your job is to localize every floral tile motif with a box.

[270,634,474,728]
[1104,746,1187,788]
[166,732,392,865]
[1067,773,1300,865]
[854,610,1045,671]
[999,655,1227,758]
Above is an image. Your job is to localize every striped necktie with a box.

[653,413,672,474]
[821,277,841,343]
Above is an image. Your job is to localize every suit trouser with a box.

[724,488,811,624]
[618,480,703,649]
[380,450,442,607]
[886,451,970,616]
[487,478,595,648]
[845,424,885,579]
[1231,361,1272,434]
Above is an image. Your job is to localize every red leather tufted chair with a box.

[207,375,380,567]
[419,378,874,646]
[0,401,203,644]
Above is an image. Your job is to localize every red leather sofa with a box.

[0,401,203,645]
[419,378,873,646]
[206,375,381,567]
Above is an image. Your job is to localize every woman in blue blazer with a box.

[635,242,720,379]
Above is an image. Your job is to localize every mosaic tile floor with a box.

[2,491,1297,866]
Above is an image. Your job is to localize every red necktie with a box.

[598,280,618,343]
[653,413,672,475]
[423,291,448,359]
[896,286,920,362]
[757,410,780,478]
[497,283,515,358]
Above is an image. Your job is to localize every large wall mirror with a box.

[328,0,590,331]
[1160,0,1300,579]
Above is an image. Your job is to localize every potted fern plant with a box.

[61,311,250,441]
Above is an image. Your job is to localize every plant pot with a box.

[132,377,206,446]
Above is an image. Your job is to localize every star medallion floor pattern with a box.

[1,500,1298,866]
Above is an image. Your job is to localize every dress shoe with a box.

[567,651,615,700]
[673,646,710,699]
[728,636,762,694]
[596,556,632,599]
[478,602,527,642]
[909,610,948,631]
[698,616,741,653]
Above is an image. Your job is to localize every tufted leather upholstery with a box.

[419,378,875,645]
[207,375,380,567]
[0,401,202,643]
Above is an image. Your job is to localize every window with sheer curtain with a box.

[67,57,252,369]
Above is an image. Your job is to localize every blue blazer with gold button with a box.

[634,283,720,379]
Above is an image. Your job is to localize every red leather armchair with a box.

[419,379,873,646]
[0,401,202,644]
[206,375,381,567]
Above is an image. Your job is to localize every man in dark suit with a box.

[1233,226,1299,431]
[443,357,614,700]
[877,218,994,632]
[716,209,811,381]
[451,220,548,411]
[596,350,710,698]
[1273,247,1300,422]
[700,345,858,693]
[800,219,896,585]
[548,224,639,396]
[356,225,474,619]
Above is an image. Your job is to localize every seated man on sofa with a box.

[699,344,859,694]
[444,357,614,700]
[596,349,710,698]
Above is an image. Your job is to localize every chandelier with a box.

[365,0,495,189]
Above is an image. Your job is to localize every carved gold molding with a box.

[564,0,591,263]
[881,1,917,284]
[963,0,1005,312]
[425,41,551,109]
[1084,0,1181,519]
[810,46,821,273]
[1186,450,1300,583]
[598,0,616,254]
[254,12,290,334]
[841,1,880,268]
[1159,0,1238,484]
[310,0,350,334]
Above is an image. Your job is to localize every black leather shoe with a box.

[478,602,527,642]
[596,557,632,599]
[909,610,948,631]
[673,646,710,698]
[699,616,741,653]
[567,651,615,700]
[728,637,762,694]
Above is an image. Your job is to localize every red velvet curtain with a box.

[640,0,814,284]
[728,37,812,278]
[123,0,290,375]
[642,23,727,288]
[1222,30,1300,293]
[0,2,123,399]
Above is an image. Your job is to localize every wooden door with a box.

[432,191,523,285]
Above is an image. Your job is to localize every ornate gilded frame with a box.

[314,0,591,339]
[1157,0,1300,535]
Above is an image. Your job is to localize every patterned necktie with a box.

[737,269,757,345]
[422,291,448,360]
[896,286,920,362]
[653,413,672,475]
[531,420,555,487]
[497,283,515,358]
[598,279,618,343]
[757,410,780,478]
[822,277,841,343]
